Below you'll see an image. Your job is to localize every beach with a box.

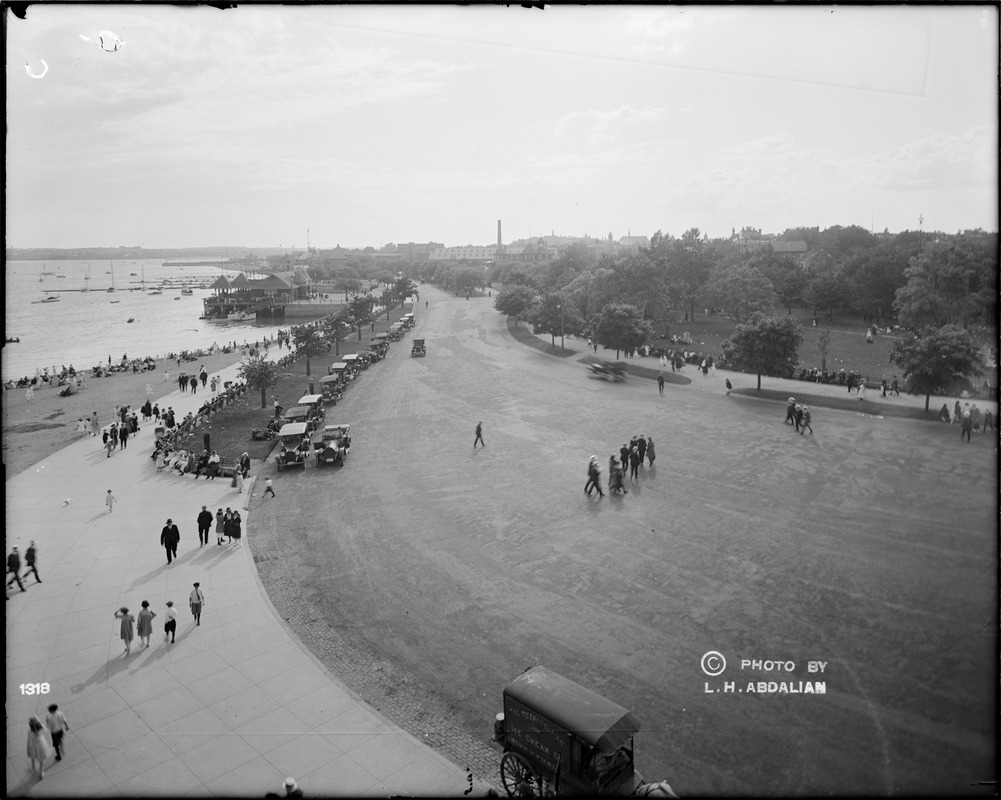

[2,351,244,480]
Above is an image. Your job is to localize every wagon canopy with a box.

[319,375,341,385]
[503,666,640,753]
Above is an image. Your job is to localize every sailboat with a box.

[106,258,116,293]
[82,264,91,291]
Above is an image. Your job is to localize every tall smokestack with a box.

[497,220,502,250]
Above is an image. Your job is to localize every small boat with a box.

[32,296,61,304]
[148,290,163,295]
[127,318,135,323]
[5,337,20,344]
[228,311,256,322]
[56,275,66,278]
[110,300,121,304]
[130,273,138,276]
[180,288,194,295]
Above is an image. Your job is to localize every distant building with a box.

[398,242,444,260]
[496,239,558,263]
[429,245,497,261]
[618,235,650,250]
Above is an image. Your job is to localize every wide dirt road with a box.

[265,286,996,795]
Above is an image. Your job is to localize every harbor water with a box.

[3,259,281,381]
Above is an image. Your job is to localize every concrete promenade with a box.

[5,358,491,797]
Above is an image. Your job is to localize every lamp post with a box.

[556,299,566,350]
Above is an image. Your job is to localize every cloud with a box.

[622,9,694,39]
[852,126,996,190]
[721,133,796,157]
[555,105,667,143]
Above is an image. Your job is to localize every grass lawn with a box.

[658,309,996,387]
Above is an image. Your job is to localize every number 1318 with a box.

[20,683,50,695]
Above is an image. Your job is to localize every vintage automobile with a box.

[587,361,627,382]
[493,666,648,797]
[368,339,389,361]
[318,374,344,404]
[328,362,354,383]
[411,338,426,357]
[312,423,351,467]
[275,423,310,471]
[387,323,405,341]
[343,352,368,371]
[401,313,415,329]
[282,406,317,434]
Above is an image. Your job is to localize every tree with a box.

[595,303,654,359]
[891,325,988,411]
[803,252,847,319]
[494,284,537,324]
[752,250,807,314]
[839,243,908,325]
[702,257,777,324]
[392,275,418,303]
[530,292,584,348]
[817,329,831,372]
[721,314,804,390]
[453,266,485,296]
[238,355,284,409]
[379,287,397,321]
[292,325,327,377]
[346,294,374,340]
[893,235,998,331]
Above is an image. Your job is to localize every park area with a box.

[236,288,997,795]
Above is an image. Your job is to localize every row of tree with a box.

[239,276,418,408]
[492,226,997,408]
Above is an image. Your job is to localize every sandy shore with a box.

[2,351,244,480]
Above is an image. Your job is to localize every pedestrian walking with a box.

[104,432,115,458]
[800,406,813,435]
[984,410,994,431]
[584,456,604,498]
[794,404,804,432]
[725,378,733,396]
[224,511,236,544]
[160,518,180,564]
[7,546,26,592]
[45,705,69,761]
[263,477,276,498]
[90,412,100,437]
[136,600,156,648]
[114,607,135,655]
[473,421,485,448]
[628,448,641,480]
[105,489,118,513]
[118,423,129,449]
[200,366,208,388]
[646,437,656,467]
[197,506,213,547]
[24,540,42,584]
[27,716,53,779]
[189,583,205,626]
[657,372,665,395]
[961,410,973,443]
[164,600,177,642]
[785,397,796,425]
[215,508,226,545]
[637,436,647,465]
[619,443,630,471]
[234,461,244,493]
[953,400,962,425]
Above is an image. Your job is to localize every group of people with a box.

[940,400,994,441]
[175,366,212,394]
[784,397,814,435]
[25,705,70,780]
[112,582,205,657]
[585,435,656,498]
[6,541,42,595]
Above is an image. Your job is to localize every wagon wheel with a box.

[500,752,537,797]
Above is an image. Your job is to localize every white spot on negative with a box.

[25,59,49,79]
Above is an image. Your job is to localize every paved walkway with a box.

[5,358,493,797]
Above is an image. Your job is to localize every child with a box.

[264,476,276,498]
[164,601,177,643]
[800,406,813,435]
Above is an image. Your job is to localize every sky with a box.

[6,4,998,250]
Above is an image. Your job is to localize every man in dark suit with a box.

[196,507,213,547]
[160,519,180,564]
